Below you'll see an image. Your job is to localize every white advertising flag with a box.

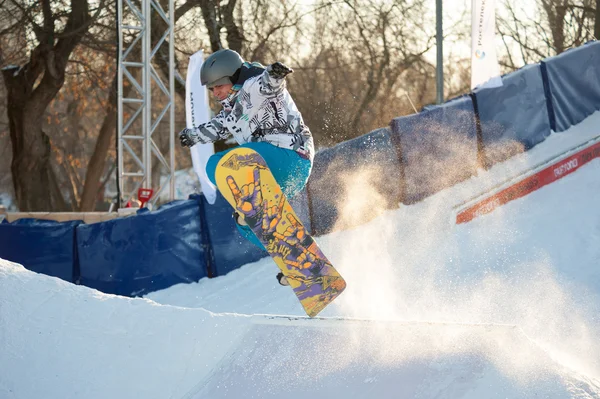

[471,0,503,89]
[186,50,218,204]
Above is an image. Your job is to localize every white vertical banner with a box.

[186,50,218,204]
[471,0,503,89]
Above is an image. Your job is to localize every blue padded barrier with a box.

[0,218,81,283]
[76,200,207,296]
[306,127,402,235]
[541,41,600,132]
[473,64,551,166]
[390,95,478,204]
[191,195,216,278]
[195,193,266,277]
[289,186,312,234]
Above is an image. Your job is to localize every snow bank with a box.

[0,259,250,399]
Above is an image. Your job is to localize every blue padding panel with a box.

[542,41,600,132]
[307,127,402,235]
[196,193,266,277]
[474,64,551,165]
[0,218,80,283]
[390,95,478,204]
[289,186,312,234]
[76,200,207,296]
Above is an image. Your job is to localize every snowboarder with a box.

[179,49,314,286]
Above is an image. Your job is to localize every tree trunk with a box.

[3,66,70,211]
[79,72,118,211]
[222,0,243,54]
[3,0,90,212]
[199,1,223,51]
[594,0,600,40]
[541,0,567,53]
[197,1,243,53]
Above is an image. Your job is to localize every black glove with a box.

[179,128,201,148]
[267,62,294,79]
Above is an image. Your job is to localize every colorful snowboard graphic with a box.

[215,147,346,317]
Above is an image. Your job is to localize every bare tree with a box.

[289,0,434,146]
[0,0,104,211]
[499,0,597,67]
[190,0,243,53]
[78,70,118,211]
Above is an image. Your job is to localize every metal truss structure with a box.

[117,0,175,207]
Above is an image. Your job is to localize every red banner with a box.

[456,140,600,224]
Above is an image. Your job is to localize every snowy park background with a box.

[1,112,599,398]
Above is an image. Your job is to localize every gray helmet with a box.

[200,49,244,88]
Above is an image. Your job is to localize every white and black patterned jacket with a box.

[188,63,314,162]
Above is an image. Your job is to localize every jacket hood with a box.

[232,62,265,91]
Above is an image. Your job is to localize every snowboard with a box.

[215,147,346,317]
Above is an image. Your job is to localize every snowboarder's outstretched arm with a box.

[179,108,232,147]
[257,62,294,96]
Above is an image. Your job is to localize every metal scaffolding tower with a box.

[117,0,175,208]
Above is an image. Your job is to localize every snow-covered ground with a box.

[1,112,600,398]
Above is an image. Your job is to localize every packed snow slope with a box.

[1,112,600,399]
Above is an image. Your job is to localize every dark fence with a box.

[0,218,81,283]
[76,200,207,296]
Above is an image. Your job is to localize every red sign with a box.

[456,140,600,224]
[137,188,154,208]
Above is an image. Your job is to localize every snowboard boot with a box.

[276,272,290,286]
[233,211,247,226]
